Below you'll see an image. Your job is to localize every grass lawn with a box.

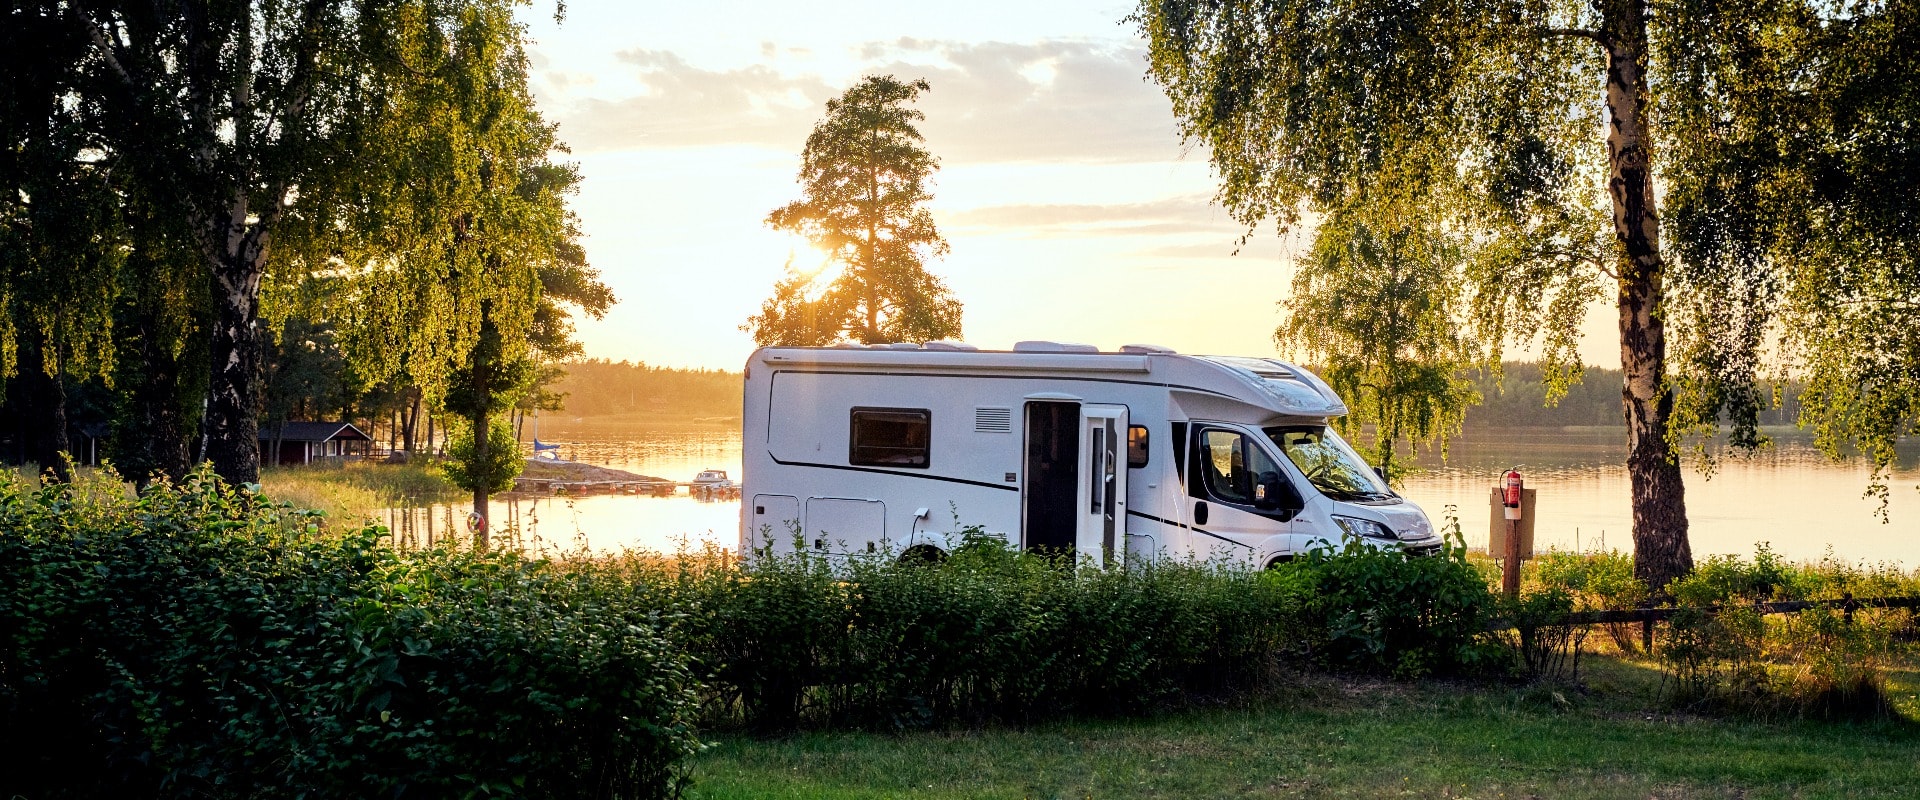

[689,656,1920,799]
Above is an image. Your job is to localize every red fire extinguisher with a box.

[1502,469,1524,520]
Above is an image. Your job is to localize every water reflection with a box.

[387,421,743,554]
[387,423,1920,567]
[1400,429,1920,565]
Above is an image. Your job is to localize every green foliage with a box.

[1659,0,1920,500]
[1493,588,1586,683]
[0,467,700,799]
[444,418,523,496]
[1277,211,1479,480]
[1133,0,1610,386]
[1534,549,1649,608]
[1654,545,1916,718]
[1657,543,1920,605]
[1532,548,1648,650]
[746,75,961,346]
[1280,537,1496,678]
[1775,605,1905,720]
[637,537,1312,729]
[614,533,1496,731]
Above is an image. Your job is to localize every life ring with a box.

[466,511,485,533]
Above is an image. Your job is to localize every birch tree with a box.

[1134,0,1919,590]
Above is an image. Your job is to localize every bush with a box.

[1654,545,1916,718]
[639,534,1320,729]
[1493,588,1586,683]
[1533,549,1646,650]
[1281,538,1495,679]
[608,529,1496,731]
[0,468,701,799]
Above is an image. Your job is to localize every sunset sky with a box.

[517,1,1616,371]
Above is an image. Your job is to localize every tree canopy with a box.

[0,0,609,520]
[1275,208,1479,483]
[746,75,962,346]
[1134,0,1919,589]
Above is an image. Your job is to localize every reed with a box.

[259,459,464,523]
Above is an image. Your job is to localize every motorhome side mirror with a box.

[1372,465,1388,481]
[1254,471,1299,511]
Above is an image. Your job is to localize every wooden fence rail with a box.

[1487,594,1920,652]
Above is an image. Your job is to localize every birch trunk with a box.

[1602,0,1692,592]
[201,202,268,485]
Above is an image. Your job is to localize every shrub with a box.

[1533,549,1646,650]
[0,468,701,799]
[650,535,1324,729]
[1494,588,1587,683]
[1658,605,1769,708]
[1278,537,1494,679]
[1774,605,1907,720]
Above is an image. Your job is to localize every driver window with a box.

[1198,428,1283,507]
[1200,429,1250,503]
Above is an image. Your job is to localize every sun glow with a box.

[789,242,842,284]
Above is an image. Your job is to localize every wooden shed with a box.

[259,421,373,466]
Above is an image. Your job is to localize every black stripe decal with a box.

[1125,510,1255,550]
[765,454,1019,492]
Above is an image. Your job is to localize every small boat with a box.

[691,469,735,488]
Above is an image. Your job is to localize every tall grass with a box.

[259,459,464,523]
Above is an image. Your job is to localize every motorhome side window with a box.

[1127,425,1149,468]
[1194,428,1280,506]
[848,407,931,468]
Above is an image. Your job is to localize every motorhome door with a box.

[1076,405,1128,565]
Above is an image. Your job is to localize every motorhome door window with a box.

[848,407,931,468]
[1127,425,1149,468]
[1264,426,1395,502]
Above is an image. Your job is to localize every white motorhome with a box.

[739,341,1442,567]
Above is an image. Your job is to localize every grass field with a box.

[258,460,463,523]
[689,656,1920,799]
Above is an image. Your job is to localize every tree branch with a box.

[74,6,138,89]
[1536,27,1609,48]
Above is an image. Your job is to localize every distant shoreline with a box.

[530,411,741,430]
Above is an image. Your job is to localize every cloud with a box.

[871,39,1186,164]
[945,196,1242,237]
[549,38,1189,165]
[555,50,833,152]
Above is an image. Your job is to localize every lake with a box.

[391,421,1920,567]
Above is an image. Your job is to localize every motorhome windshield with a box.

[1263,426,1396,502]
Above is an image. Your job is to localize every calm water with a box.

[1400,429,1919,566]
[393,423,1920,567]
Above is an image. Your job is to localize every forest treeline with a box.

[535,359,1810,429]
[1463,363,1801,430]
[547,360,741,420]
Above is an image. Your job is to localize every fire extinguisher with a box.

[1502,469,1524,521]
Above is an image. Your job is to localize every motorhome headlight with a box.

[1332,515,1397,541]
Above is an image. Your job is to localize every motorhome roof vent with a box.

[923,340,979,352]
[974,406,1013,433]
[885,342,920,350]
[831,343,868,349]
[1013,340,1099,353]
[1119,343,1176,354]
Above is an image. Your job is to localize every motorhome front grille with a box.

[974,407,1013,433]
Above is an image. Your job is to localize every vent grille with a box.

[974,406,1013,433]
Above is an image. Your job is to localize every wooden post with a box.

[1641,602,1655,654]
[1503,518,1522,598]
